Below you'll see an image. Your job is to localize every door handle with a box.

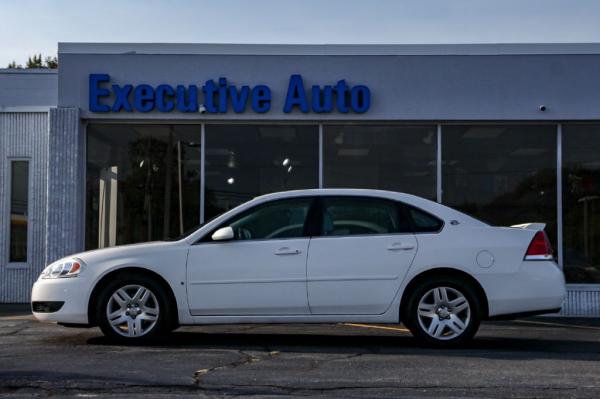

[274,247,302,256]
[387,242,415,251]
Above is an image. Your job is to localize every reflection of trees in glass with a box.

[563,167,600,283]
[122,136,167,243]
[121,134,200,243]
[86,125,201,249]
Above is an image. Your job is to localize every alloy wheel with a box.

[416,286,471,341]
[106,284,160,338]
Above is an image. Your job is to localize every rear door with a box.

[306,196,418,315]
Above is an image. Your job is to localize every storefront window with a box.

[323,125,437,200]
[442,125,557,245]
[204,124,318,220]
[563,124,600,283]
[86,125,201,249]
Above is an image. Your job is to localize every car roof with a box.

[254,188,415,201]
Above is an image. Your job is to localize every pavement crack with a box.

[193,350,280,383]
[308,352,364,371]
[0,325,29,336]
[195,382,587,396]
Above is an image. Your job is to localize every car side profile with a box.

[31,189,566,346]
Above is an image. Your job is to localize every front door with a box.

[307,196,418,314]
[186,197,315,316]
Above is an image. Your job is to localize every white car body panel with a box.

[307,234,418,315]
[187,238,311,315]
[31,189,566,327]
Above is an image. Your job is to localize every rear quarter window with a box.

[407,207,444,233]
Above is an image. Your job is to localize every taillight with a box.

[524,231,554,261]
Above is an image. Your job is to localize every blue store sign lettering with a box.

[89,74,370,114]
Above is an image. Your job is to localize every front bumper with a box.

[31,301,65,313]
[31,277,92,324]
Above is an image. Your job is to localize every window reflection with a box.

[86,125,201,249]
[228,198,313,240]
[204,125,318,220]
[442,125,557,245]
[323,125,437,200]
[563,124,600,283]
[321,197,410,236]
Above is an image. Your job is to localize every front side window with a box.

[321,197,411,236]
[224,198,314,241]
[9,161,29,263]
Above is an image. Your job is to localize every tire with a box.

[96,273,173,344]
[403,276,482,347]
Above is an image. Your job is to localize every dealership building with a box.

[1,42,599,315]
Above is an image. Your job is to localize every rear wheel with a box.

[96,274,172,343]
[404,276,481,347]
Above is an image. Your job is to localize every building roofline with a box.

[0,68,58,74]
[58,42,600,56]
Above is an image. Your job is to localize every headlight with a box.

[39,258,85,279]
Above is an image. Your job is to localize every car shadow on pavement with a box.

[85,329,600,362]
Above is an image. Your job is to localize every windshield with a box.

[163,213,223,241]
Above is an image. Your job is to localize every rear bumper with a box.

[480,260,566,317]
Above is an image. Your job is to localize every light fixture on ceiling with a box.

[282,158,290,167]
[338,148,369,157]
[227,177,235,185]
[227,151,236,168]
[423,131,434,145]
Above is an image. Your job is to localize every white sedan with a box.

[32,189,566,346]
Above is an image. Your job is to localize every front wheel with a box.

[96,275,172,343]
[404,277,481,347]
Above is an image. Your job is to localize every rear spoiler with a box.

[510,223,546,231]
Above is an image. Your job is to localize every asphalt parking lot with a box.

[1,306,599,398]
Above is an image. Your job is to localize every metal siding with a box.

[0,70,57,109]
[561,286,600,317]
[0,112,48,302]
[45,107,82,267]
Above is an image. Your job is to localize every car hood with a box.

[61,241,184,266]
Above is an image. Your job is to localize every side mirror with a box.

[211,226,234,241]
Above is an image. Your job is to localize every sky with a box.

[1,0,600,66]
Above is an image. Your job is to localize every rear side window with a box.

[321,197,412,236]
[407,207,443,233]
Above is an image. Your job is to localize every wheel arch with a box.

[87,266,179,327]
[399,267,489,323]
